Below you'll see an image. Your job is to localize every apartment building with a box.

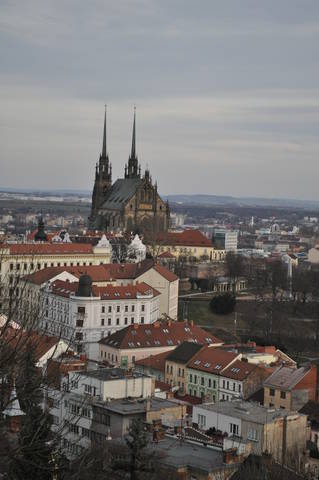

[39,275,160,360]
[99,320,222,368]
[264,365,317,410]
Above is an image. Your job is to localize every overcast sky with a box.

[1,0,319,199]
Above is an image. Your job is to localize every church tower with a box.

[125,107,141,179]
[91,106,112,218]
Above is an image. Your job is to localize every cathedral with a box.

[89,108,170,233]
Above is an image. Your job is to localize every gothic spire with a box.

[102,104,107,157]
[131,105,136,159]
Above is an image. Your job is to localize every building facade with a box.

[39,276,160,360]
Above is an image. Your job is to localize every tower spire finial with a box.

[102,104,107,157]
[131,105,136,159]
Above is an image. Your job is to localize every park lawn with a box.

[179,299,246,330]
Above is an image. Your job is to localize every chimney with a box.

[133,323,139,330]
[154,321,160,328]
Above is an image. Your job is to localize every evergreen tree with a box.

[8,347,59,480]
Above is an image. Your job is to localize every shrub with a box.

[210,293,236,315]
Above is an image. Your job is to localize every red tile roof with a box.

[221,359,257,381]
[25,265,112,285]
[1,328,64,362]
[99,321,222,350]
[103,260,154,279]
[155,229,212,247]
[135,350,171,371]
[4,243,94,255]
[153,264,178,282]
[155,380,171,391]
[187,347,239,375]
[49,279,160,300]
[24,260,177,285]
[158,251,175,258]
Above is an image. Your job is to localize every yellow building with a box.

[147,229,226,261]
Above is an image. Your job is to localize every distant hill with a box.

[163,194,319,209]
[1,187,319,210]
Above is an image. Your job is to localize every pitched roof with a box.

[152,263,178,282]
[187,347,239,375]
[166,341,204,364]
[104,259,154,279]
[50,279,160,300]
[4,243,93,255]
[135,350,171,371]
[99,321,222,350]
[155,229,212,247]
[264,365,311,391]
[25,265,112,285]
[1,328,63,362]
[220,359,257,381]
[101,178,142,210]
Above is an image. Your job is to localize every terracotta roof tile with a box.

[5,243,93,255]
[99,321,222,350]
[221,359,257,381]
[49,279,160,300]
[187,347,239,374]
[155,229,212,247]
[153,264,178,282]
[135,350,171,371]
[25,265,112,285]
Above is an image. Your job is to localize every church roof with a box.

[101,178,142,211]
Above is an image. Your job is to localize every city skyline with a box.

[1,0,319,200]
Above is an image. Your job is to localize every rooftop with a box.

[3,243,94,255]
[100,320,222,350]
[135,350,171,371]
[166,341,204,364]
[155,229,212,247]
[196,399,303,424]
[264,365,312,391]
[49,279,160,300]
[96,396,179,415]
[221,359,257,381]
[187,347,239,375]
[79,367,146,382]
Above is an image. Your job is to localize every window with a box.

[116,318,120,325]
[102,306,105,313]
[124,317,128,325]
[194,375,197,384]
[167,365,169,373]
[108,306,112,313]
[269,388,275,397]
[170,366,173,374]
[198,414,206,428]
[178,368,181,377]
[131,318,134,324]
[208,379,211,388]
[125,305,128,312]
[280,391,286,399]
[233,383,236,391]
[247,428,258,441]
[131,305,135,312]
[108,318,111,325]
[230,423,239,436]
[117,306,120,313]
[78,306,85,314]
[101,319,105,326]
[201,377,204,386]
[141,317,144,324]
[141,305,145,312]
[189,374,193,383]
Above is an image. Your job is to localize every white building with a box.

[48,367,153,457]
[39,275,160,360]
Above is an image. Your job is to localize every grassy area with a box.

[178,298,245,330]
